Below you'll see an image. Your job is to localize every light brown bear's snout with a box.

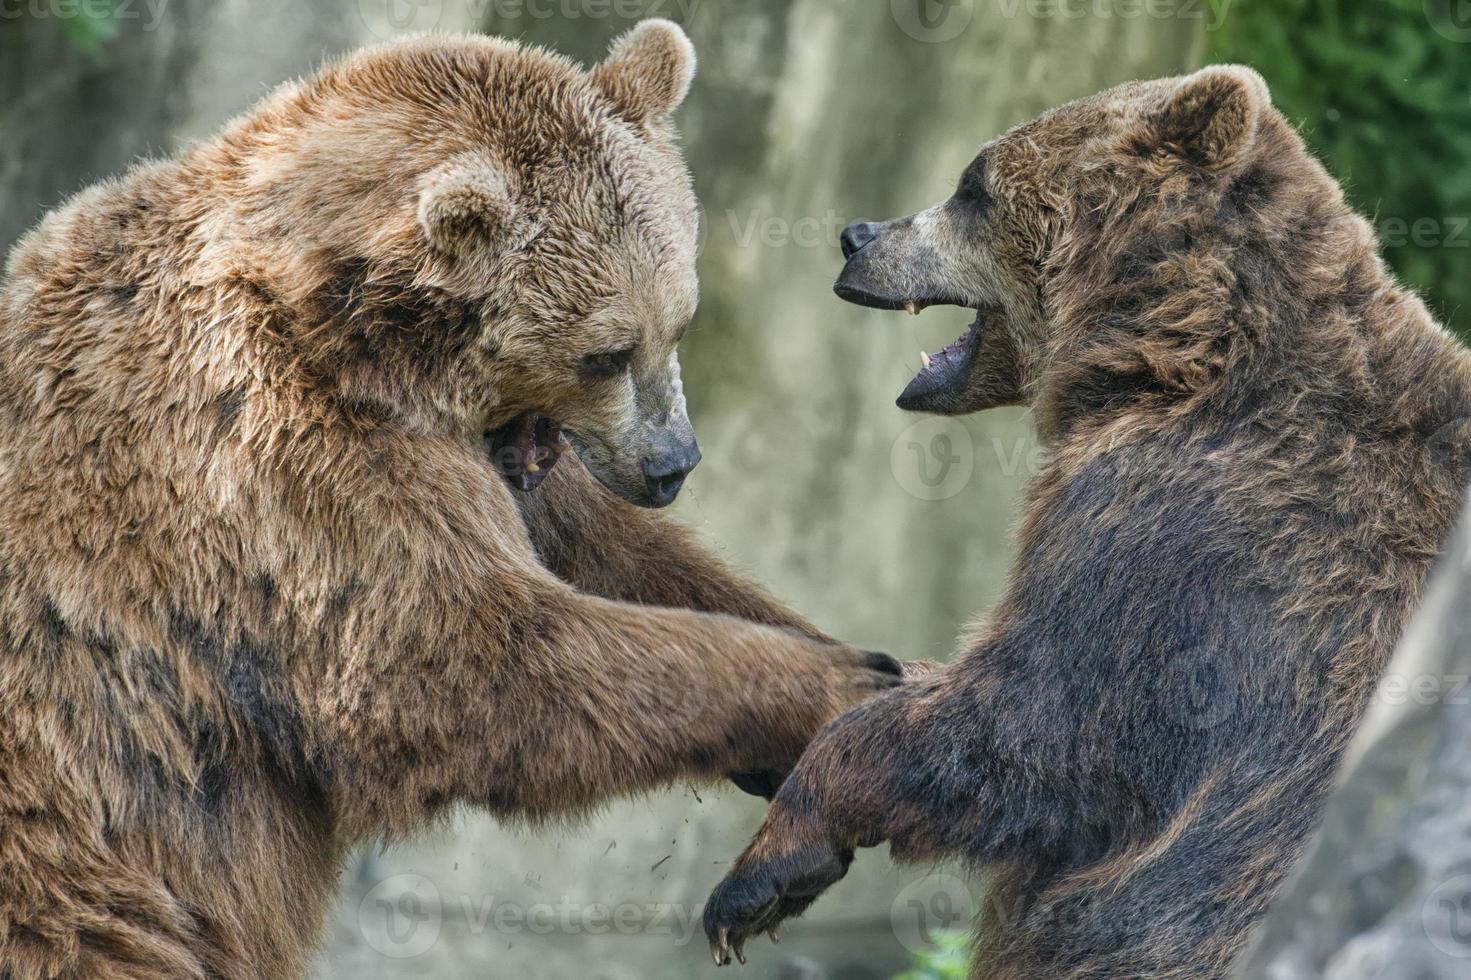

[641,437,701,508]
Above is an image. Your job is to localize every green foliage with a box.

[892,931,971,980]
[61,7,120,56]
[29,0,123,55]
[1209,0,1471,337]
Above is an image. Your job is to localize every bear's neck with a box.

[1039,190,1471,447]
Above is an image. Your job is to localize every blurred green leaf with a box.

[56,0,122,55]
[892,931,971,980]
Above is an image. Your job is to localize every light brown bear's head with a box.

[216,21,701,507]
[833,66,1344,432]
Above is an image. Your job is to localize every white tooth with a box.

[920,351,931,369]
[524,461,541,474]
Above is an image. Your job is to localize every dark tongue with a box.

[898,312,984,411]
[486,414,570,492]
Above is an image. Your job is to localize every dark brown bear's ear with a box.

[590,18,696,126]
[1152,65,1269,172]
[417,151,516,257]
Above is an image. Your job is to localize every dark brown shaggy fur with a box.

[704,66,1471,979]
[0,22,902,979]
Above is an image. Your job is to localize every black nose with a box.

[840,222,880,260]
[642,441,702,508]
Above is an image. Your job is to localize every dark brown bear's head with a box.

[833,66,1310,424]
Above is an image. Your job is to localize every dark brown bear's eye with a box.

[579,346,636,379]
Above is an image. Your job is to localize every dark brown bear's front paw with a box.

[703,831,853,966]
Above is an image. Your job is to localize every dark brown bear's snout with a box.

[642,439,702,508]
[833,218,919,311]
[839,221,880,259]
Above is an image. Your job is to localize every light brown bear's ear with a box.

[417,151,516,257]
[1153,65,1269,172]
[590,18,696,126]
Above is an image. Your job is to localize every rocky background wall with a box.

[1,3,1201,977]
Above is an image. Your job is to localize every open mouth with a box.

[485,413,571,492]
[897,303,985,411]
[836,285,986,410]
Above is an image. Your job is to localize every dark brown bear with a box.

[704,66,1471,979]
[0,21,903,979]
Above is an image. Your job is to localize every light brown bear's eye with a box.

[579,347,636,380]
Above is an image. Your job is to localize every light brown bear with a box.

[0,21,901,979]
[704,67,1471,979]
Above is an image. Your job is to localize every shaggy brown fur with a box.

[704,66,1471,978]
[0,22,902,979]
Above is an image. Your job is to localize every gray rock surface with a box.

[1236,500,1471,978]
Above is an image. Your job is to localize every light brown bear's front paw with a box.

[727,769,784,800]
[900,658,944,681]
[703,824,853,966]
[728,649,901,799]
[830,649,904,704]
